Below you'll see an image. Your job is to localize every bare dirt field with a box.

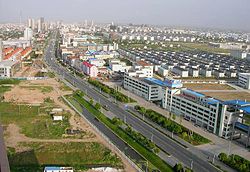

[183,83,235,90]
[203,91,250,101]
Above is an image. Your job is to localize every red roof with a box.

[3,47,14,55]
[3,47,23,60]
[20,47,32,56]
[137,60,152,67]
[82,61,94,68]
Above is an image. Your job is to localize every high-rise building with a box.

[31,18,36,30]
[28,18,32,28]
[38,17,44,32]
[24,28,33,41]
[0,39,3,62]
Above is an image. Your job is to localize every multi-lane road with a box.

[44,31,219,172]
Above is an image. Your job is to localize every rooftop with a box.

[144,77,183,88]
[137,60,152,67]
[0,60,19,67]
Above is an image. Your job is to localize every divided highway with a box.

[45,32,219,172]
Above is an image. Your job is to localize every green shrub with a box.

[135,105,210,145]
[88,78,136,103]
[218,153,250,172]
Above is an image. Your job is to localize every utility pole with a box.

[190,159,193,170]
[212,153,216,164]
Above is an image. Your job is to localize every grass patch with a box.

[59,82,72,91]
[68,92,173,172]
[0,79,21,85]
[0,102,69,139]
[8,142,123,172]
[0,102,39,125]
[0,86,11,94]
[46,72,55,78]
[21,113,70,139]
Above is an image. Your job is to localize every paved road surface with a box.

[44,31,219,172]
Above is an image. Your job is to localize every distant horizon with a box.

[1,20,249,33]
[0,0,250,32]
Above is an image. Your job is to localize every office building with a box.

[238,73,250,89]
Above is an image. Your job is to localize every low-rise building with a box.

[82,61,98,77]
[162,87,240,138]
[0,60,21,77]
[172,66,189,77]
[238,73,250,89]
[188,68,199,77]
[44,166,73,172]
[123,75,163,101]
[230,49,248,59]
[88,58,105,67]
[157,66,168,77]
[200,68,212,77]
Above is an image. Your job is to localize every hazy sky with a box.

[0,0,249,30]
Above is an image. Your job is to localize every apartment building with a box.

[238,73,250,89]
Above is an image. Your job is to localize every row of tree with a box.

[88,78,135,103]
[173,163,192,172]
[124,126,160,154]
[218,153,250,172]
[134,105,210,145]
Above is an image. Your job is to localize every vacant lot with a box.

[8,142,123,172]
[203,91,250,101]
[183,83,235,90]
[1,78,132,171]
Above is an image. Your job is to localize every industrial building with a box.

[123,75,250,140]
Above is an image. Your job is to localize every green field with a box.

[67,92,173,172]
[8,142,123,172]
[0,102,39,125]
[0,86,11,94]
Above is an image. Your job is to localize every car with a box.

[94,117,99,122]
[102,105,109,111]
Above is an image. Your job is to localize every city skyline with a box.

[0,0,250,31]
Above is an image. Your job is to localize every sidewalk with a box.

[104,81,250,160]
